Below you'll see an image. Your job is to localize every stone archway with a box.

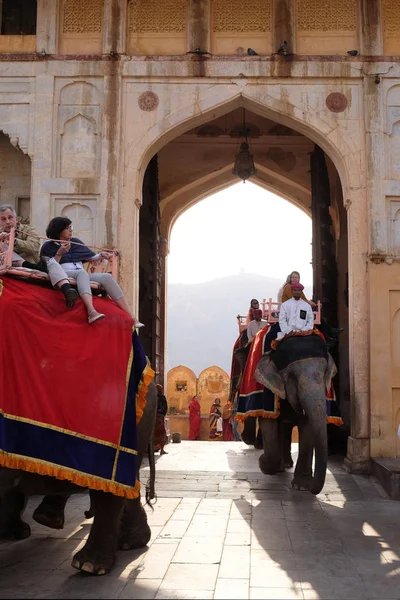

[121,84,368,472]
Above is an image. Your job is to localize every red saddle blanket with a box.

[0,276,154,498]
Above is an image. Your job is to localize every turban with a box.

[291,282,304,291]
[253,309,263,317]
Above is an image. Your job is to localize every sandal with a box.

[88,310,105,325]
[65,288,79,309]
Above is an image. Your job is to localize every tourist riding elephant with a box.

[254,333,337,495]
[0,380,157,575]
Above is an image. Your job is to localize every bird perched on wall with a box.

[277,41,288,56]
[347,50,358,56]
[247,48,258,56]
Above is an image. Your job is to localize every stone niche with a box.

[387,197,400,256]
[53,196,98,246]
[166,365,197,415]
[197,366,230,416]
[56,81,102,179]
[296,0,358,55]
[386,85,400,180]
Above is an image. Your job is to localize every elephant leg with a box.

[84,494,95,519]
[241,416,257,445]
[32,494,70,529]
[292,418,313,491]
[118,496,151,550]
[281,421,294,468]
[258,418,285,475]
[255,421,264,450]
[72,491,124,575]
[0,489,30,540]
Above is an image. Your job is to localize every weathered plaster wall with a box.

[0,133,31,209]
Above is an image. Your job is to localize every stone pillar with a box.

[36,0,60,54]
[344,185,371,474]
[187,0,210,53]
[273,0,295,55]
[159,238,169,388]
[31,74,55,233]
[103,0,126,54]
[360,0,383,56]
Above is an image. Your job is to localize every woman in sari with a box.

[189,395,201,440]
[222,400,234,441]
[209,398,222,439]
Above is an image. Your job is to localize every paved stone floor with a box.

[1,441,400,599]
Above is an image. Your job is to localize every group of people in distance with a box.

[246,270,316,344]
[0,204,143,327]
[188,396,241,442]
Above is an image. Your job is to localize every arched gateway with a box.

[0,1,399,492]
[120,88,370,476]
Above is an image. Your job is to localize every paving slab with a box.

[1,441,400,599]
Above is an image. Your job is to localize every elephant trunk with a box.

[304,396,328,495]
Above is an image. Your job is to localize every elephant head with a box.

[255,334,337,495]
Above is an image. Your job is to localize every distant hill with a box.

[167,273,311,376]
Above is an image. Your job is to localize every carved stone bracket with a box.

[368,254,400,264]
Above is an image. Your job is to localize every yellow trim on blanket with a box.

[0,408,138,455]
[0,451,141,499]
[235,408,280,422]
[0,278,3,296]
[136,359,155,425]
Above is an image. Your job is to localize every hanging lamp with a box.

[232,108,256,183]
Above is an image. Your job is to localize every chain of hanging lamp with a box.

[232,108,257,183]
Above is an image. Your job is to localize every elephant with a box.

[254,333,338,495]
[232,339,290,457]
[0,380,158,575]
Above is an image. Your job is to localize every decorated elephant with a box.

[253,332,340,494]
[0,379,157,575]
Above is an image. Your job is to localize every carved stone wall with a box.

[59,0,104,54]
[0,132,31,210]
[382,0,400,55]
[127,0,187,55]
[385,84,400,182]
[54,197,98,246]
[390,295,400,457]
[211,0,272,55]
[296,0,358,54]
[56,81,102,179]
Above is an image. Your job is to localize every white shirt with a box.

[278,297,314,339]
[247,319,268,343]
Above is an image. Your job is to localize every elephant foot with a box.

[291,475,312,492]
[32,507,64,530]
[284,455,294,469]
[118,502,151,550]
[72,541,115,576]
[259,453,285,475]
[0,519,31,540]
[32,496,67,530]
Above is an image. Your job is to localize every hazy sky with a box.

[168,182,313,286]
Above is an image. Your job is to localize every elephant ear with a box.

[325,352,338,391]
[255,355,286,399]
